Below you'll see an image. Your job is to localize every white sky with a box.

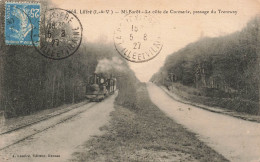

[52,0,260,82]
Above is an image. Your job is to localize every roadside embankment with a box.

[163,83,260,123]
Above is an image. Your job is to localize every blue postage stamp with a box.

[5,2,40,46]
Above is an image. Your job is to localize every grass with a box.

[170,83,259,115]
[69,84,228,162]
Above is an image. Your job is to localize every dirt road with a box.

[147,83,260,162]
[0,93,117,162]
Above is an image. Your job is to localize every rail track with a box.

[0,102,90,136]
[0,102,98,151]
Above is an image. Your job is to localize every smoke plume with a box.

[95,57,126,73]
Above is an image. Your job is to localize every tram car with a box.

[85,73,117,102]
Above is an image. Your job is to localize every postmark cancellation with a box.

[114,14,163,63]
[33,8,83,60]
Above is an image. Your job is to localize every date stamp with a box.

[114,14,163,63]
[5,2,40,46]
[32,8,83,60]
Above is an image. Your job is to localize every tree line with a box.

[0,40,136,118]
[151,16,260,114]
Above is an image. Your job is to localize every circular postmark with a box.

[114,14,163,63]
[32,8,83,60]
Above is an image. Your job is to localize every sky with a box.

[52,0,260,82]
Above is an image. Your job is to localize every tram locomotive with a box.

[85,73,117,102]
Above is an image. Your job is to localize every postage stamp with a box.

[114,14,163,63]
[5,2,40,46]
[32,8,83,60]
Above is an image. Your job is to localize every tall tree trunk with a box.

[257,15,260,115]
[63,63,66,103]
[52,76,56,108]
[57,80,60,106]
[0,56,3,111]
[63,78,66,103]
[72,82,75,103]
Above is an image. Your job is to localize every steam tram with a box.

[85,73,117,102]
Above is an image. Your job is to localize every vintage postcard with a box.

[0,0,260,161]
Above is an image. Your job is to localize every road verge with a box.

[70,83,227,161]
[160,85,260,123]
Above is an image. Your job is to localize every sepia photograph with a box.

[0,0,260,161]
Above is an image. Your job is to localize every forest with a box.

[151,16,260,115]
[0,43,138,118]
[0,0,138,118]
